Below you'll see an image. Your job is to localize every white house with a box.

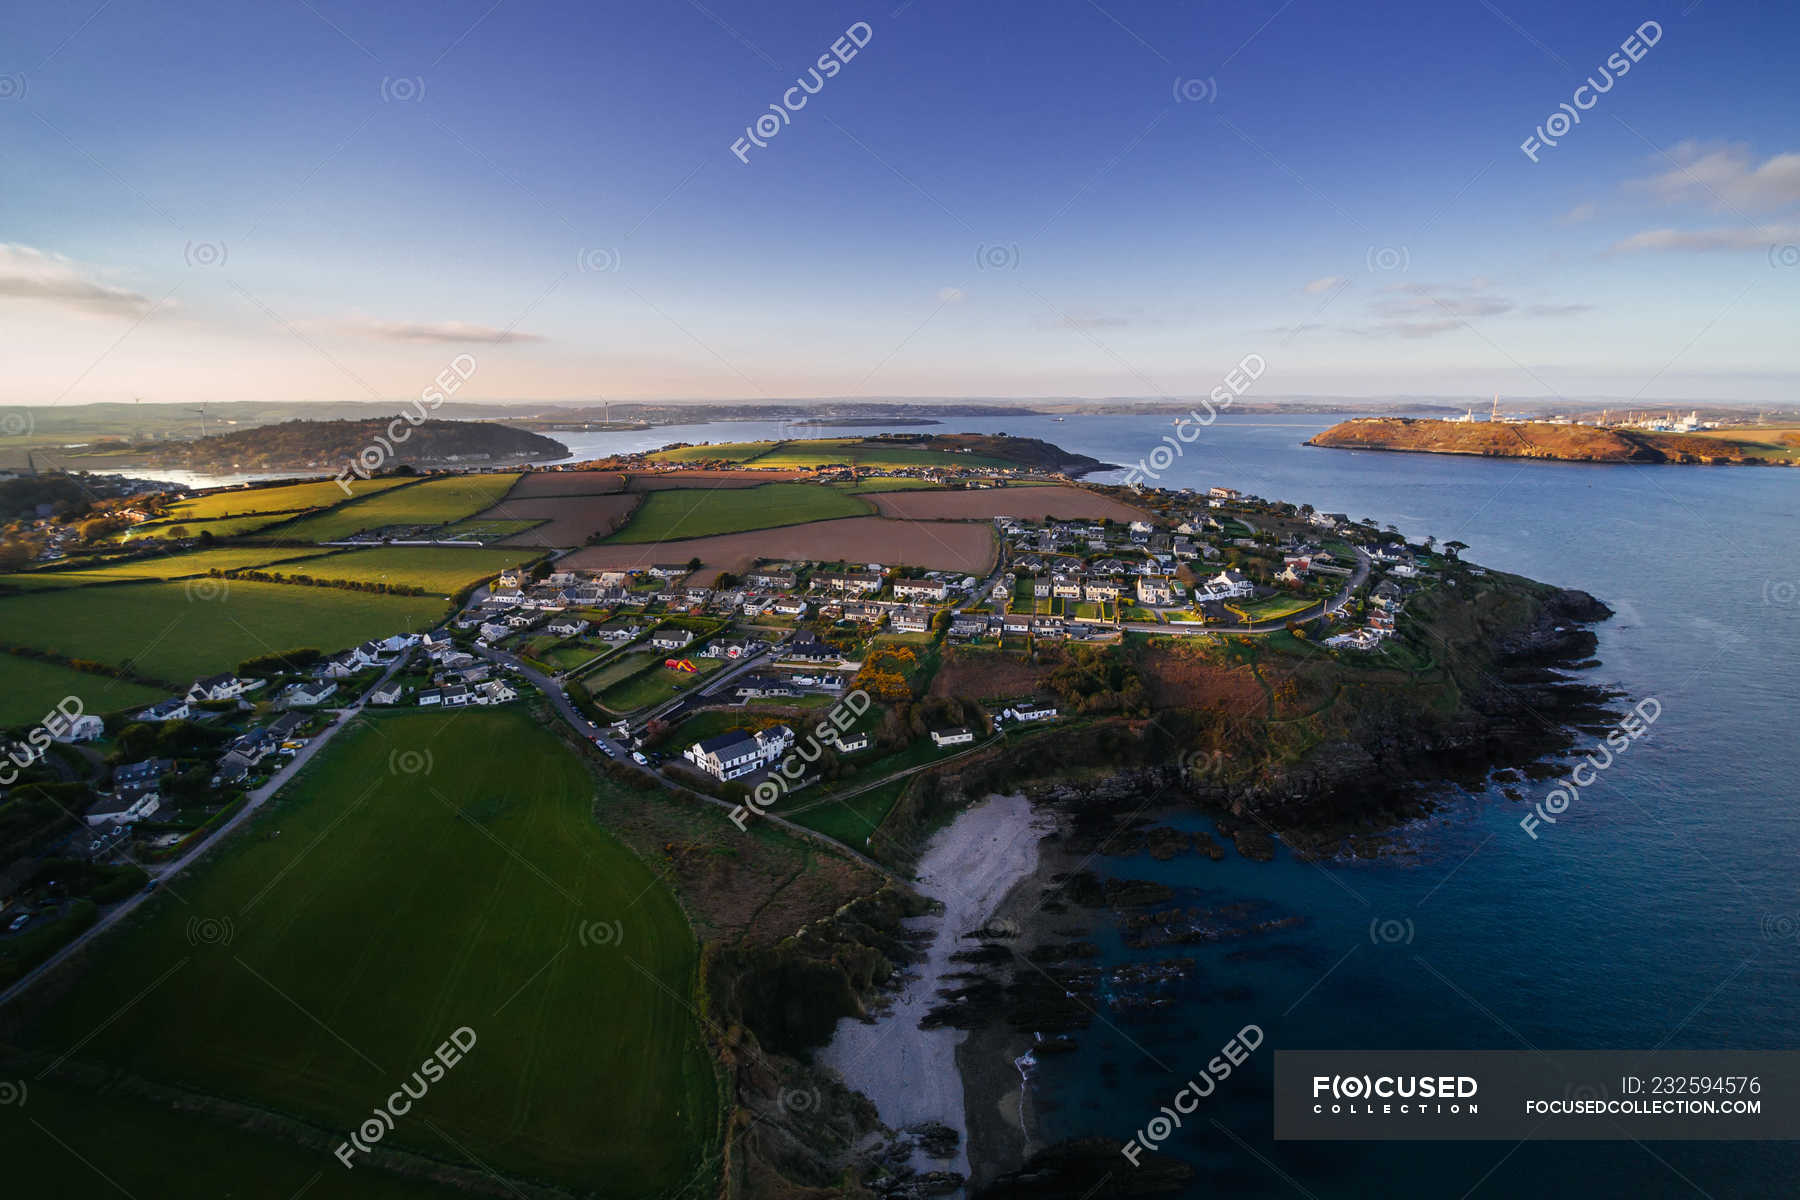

[51,714,105,743]
[187,673,246,703]
[817,571,883,595]
[85,791,160,826]
[1136,575,1176,606]
[480,680,518,704]
[684,725,795,781]
[138,698,190,722]
[1203,570,1254,599]
[546,617,590,638]
[894,578,949,601]
[651,627,695,651]
[891,606,933,633]
[1083,578,1120,602]
[1008,702,1058,722]
[280,680,338,708]
[930,727,976,749]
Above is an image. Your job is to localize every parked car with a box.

[631,751,648,766]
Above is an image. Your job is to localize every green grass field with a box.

[606,482,871,543]
[581,650,659,695]
[597,656,725,712]
[433,516,546,542]
[649,438,1014,471]
[2,546,339,590]
[1233,595,1314,623]
[787,775,909,846]
[123,512,317,541]
[831,478,949,494]
[2,707,718,1194]
[0,1077,459,1199]
[274,546,538,594]
[538,641,612,672]
[0,580,446,683]
[165,477,414,520]
[275,475,520,542]
[0,654,166,725]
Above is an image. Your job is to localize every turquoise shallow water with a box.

[399,411,1798,1196]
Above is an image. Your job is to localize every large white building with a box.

[685,725,796,781]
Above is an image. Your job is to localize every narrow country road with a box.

[472,643,907,885]
[0,651,416,1010]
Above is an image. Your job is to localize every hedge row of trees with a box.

[217,568,428,596]
[0,642,175,691]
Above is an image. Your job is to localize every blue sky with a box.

[3,0,1797,406]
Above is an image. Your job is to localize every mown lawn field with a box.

[123,512,321,541]
[650,438,1014,471]
[538,640,612,672]
[0,1078,455,1200]
[580,650,658,695]
[1,707,719,1195]
[165,477,415,520]
[0,654,166,725]
[597,656,725,712]
[1232,595,1314,623]
[606,482,870,543]
[755,440,1013,470]
[275,546,538,594]
[0,580,445,683]
[433,516,546,542]
[787,775,909,846]
[830,478,948,494]
[275,474,520,541]
[1,546,339,590]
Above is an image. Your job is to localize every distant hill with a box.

[1306,417,1798,466]
[916,433,1115,475]
[69,419,569,472]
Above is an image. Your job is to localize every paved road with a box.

[472,643,905,884]
[0,652,415,1010]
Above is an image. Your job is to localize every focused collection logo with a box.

[1310,1073,1480,1116]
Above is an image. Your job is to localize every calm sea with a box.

[181,412,1800,1196]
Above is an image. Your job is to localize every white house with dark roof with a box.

[684,725,795,781]
[187,673,247,703]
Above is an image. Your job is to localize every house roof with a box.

[694,730,759,756]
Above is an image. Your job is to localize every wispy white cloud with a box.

[342,317,547,344]
[1353,280,1591,338]
[1630,141,1800,212]
[1303,275,1347,294]
[1611,223,1800,253]
[1558,202,1597,224]
[0,244,155,318]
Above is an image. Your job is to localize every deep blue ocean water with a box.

[979,414,1799,1198]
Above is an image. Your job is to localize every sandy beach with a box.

[817,791,1048,1186]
